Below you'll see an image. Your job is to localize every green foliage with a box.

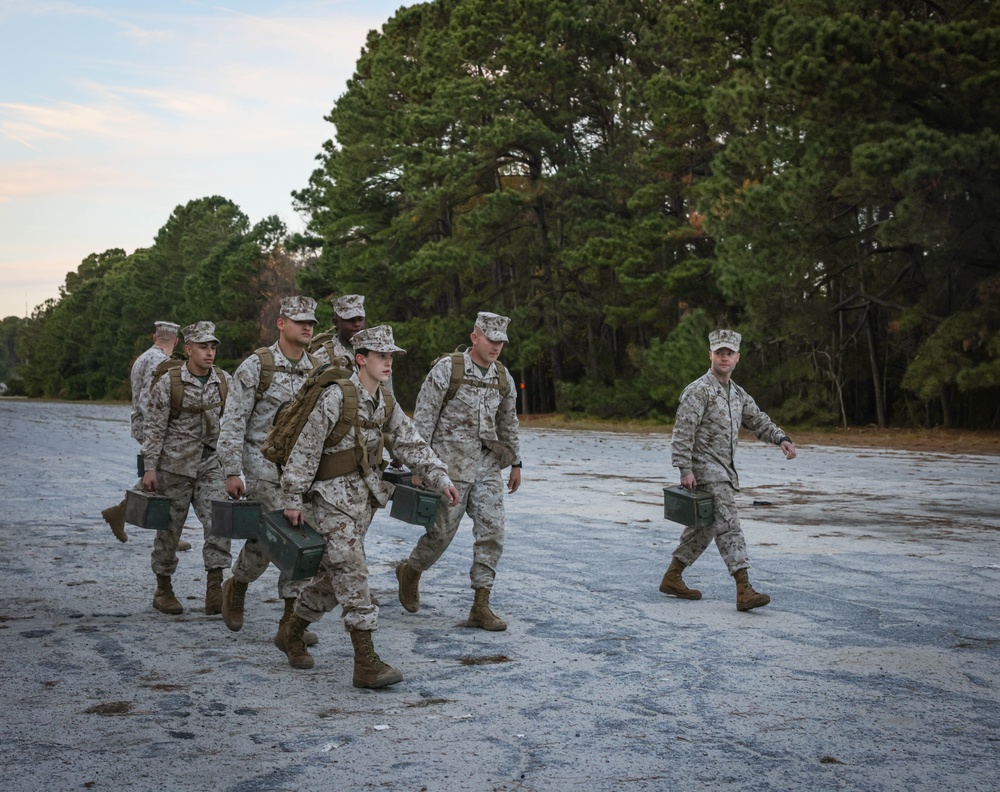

[16,198,299,401]
[19,1,1000,427]
[0,315,25,388]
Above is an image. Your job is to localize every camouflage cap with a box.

[154,321,180,335]
[279,296,318,323]
[332,294,365,319]
[351,325,405,355]
[182,321,219,344]
[709,329,741,352]
[475,311,510,342]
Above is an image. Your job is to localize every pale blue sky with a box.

[0,0,416,318]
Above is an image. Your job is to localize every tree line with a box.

[6,0,999,428]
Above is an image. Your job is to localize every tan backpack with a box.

[150,359,228,420]
[438,348,509,406]
[260,363,395,475]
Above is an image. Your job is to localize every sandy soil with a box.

[1,399,998,791]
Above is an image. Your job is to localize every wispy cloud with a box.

[0,1,414,316]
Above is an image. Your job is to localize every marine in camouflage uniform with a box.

[130,322,179,444]
[278,325,459,687]
[662,329,797,611]
[396,312,522,632]
[101,321,181,543]
[309,294,399,402]
[217,297,320,640]
[141,321,232,616]
[308,294,365,369]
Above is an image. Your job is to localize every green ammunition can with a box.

[124,489,172,531]
[390,484,440,528]
[663,486,715,527]
[211,499,262,540]
[258,510,326,580]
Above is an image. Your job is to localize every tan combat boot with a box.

[101,500,128,543]
[659,558,702,600]
[733,569,770,611]
[274,614,315,669]
[277,598,318,646]
[177,538,192,551]
[466,588,507,631]
[396,562,421,613]
[205,569,224,615]
[350,629,403,688]
[153,574,183,615]
[221,577,248,631]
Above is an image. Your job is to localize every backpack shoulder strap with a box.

[325,379,357,448]
[213,366,228,411]
[148,359,185,420]
[253,347,274,402]
[380,385,396,421]
[494,360,510,396]
[442,351,465,405]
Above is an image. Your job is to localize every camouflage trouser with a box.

[672,481,749,575]
[150,462,231,576]
[407,468,505,590]
[230,479,308,599]
[292,493,377,632]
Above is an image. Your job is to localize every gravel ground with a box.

[1,399,998,792]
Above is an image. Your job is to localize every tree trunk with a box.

[864,307,886,428]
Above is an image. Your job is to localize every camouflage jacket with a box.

[129,345,171,443]
[142,363,231,478]
[280,372,453,521]
[217,342,316,486]
[670,369,787,489]
[309,332,354,368]
[413,350,520,483]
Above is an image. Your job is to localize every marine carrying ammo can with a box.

[390,484,440,528]
[663,486,715,527]
[211,499,262,540]
[258,510,325,580]
[124,489,172,531]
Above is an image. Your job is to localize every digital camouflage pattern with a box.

[407,349,520,588]
[279,296,317,323]
[407,455,506,588]
[350,324,405,354]
[671,481,749,574]
[150,465,231,575]
[670,369,788,574]
[142,362,232,573]
[142,363,231,477]
[709,329,742,352]
[474,311,510,342]
[218,342,316,486]
[181,320,219,344]
[310,332,354,369]
[280,372,454,628]
[413,350,520,484]
[332,294,365,319]
[130,344,171,443]
[218,342,316,598]
[670,369,787,490]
